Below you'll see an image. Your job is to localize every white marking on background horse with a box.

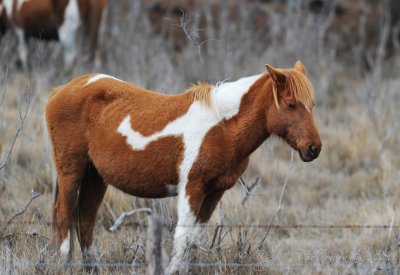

[116,73,262,272]
[58,0,81,67]
[3,0,13,17]
[60,230,71,256]
[17,0,27,11]
[85,74,125,86]
[15,27,28,67]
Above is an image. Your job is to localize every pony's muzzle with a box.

[299,143,321,162]
[307,143,320,158]
[302,142,321,160]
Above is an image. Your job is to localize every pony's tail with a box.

[43,109,61,245]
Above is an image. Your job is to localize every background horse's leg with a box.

[168,180,205,274]
[15,28,28,69]
[76,163,107,271]
[58,0,81,69]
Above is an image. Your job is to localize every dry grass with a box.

[1,1,400,274]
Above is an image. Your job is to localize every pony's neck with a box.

[214,73,273,160]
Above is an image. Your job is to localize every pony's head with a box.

[265,61,321,162]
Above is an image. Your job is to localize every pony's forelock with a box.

[272,69,315,112]
[286,70,315,111]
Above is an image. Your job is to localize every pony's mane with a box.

[185,82,214,109]
[272,69,315,111]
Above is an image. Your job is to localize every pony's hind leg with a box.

[53,157,88,262]
[76,163,107,270]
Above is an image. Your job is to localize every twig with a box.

[165,9,223,81]
[0,190,41,238]
[0,84,32,170]
[384,213,395,253]
[0,66,9,107]
[257,149,294,249]
[109,208,152,232]
[383,213,396,273]
[0,43,43,170]
[209,225,221,249]
[239,176,261,205]
[380,122,400,151]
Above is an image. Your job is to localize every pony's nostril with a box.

[307,144,316,156]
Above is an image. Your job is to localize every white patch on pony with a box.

[60,230,71,256]
[85,74,124,86]
[214,74,262,119]
[3,0,13,18]
[58,0,81,68]
[117,73,263,273]
[118,75,262,152]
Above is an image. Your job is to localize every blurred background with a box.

[1,0,400,273]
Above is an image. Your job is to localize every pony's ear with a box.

[293,61,306,75]
[265,64,286,86]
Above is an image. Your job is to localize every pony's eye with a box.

[286,102,295,110]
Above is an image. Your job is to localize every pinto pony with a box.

[45,61,321,273]
[0,0,107,68]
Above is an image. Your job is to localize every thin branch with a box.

[0,190,41,238]
[209,225,221,249]
[0,66,9,107]
[380,122,400,151]
[0,53,36,171]
[165,9,223,81]
[384,213,395,252]
[257,150,294,249]
[374,0,391,78]
[239,176,261,205]
[109,208,152,232]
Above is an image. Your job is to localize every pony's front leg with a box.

[168,181,205,274]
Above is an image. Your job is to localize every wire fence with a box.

[2,220,400,229]
[5,262,400,270]
[2,217,400,273]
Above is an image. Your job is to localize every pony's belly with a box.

[112,180,178,198]
[95,159,181,198]
[89,134,184,199]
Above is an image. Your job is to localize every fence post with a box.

[5,239,13,275]
[146,215,163,275]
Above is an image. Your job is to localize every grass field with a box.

[1,1,400,274]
